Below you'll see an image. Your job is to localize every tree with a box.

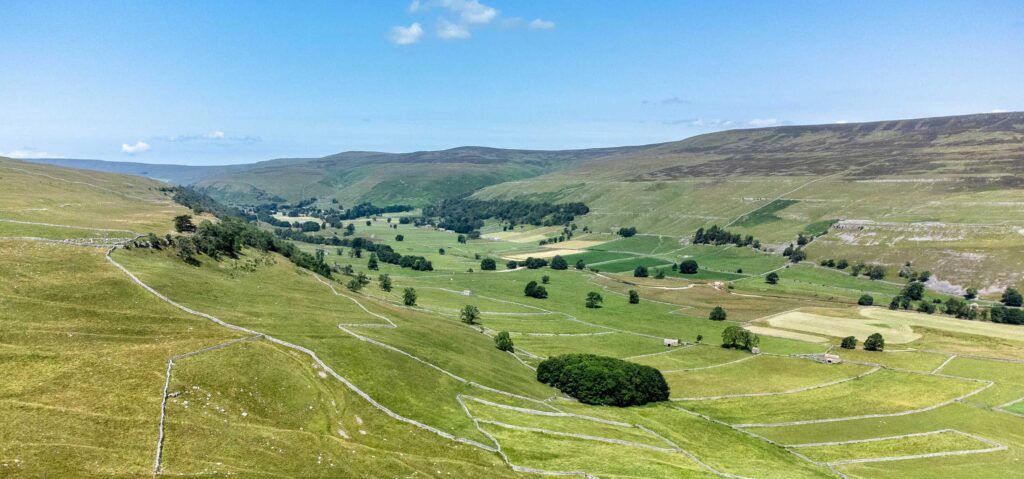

[460,305,480,325]
[524,280,538,297]
[633,265,649,278]
[617,227,637,237]
[709,306,727,321]
[494,331,514,352]
[654,269,665,279]
[585,292,603,309]
[902,281,925,301]
[367,254,379,271]
[457,234,467,244]
[789,249,807,263]
[541,275,550,284]
[866,265,886,280]
[402,287,417,306]
[346,277,364,292]
[575,259,586,270]
[173,214,197,233]
[378,273,392,292]
[857,294,874,306]
[721,326,760,351]
[480,258,497,271]
[864,333,885,351]
[395,234,404,242]
[1003,288,1023,307]
[506,260,518,270]
[524,281,548,299]
[438,247,446,255]
[836,259,849,270]
[695,334,703,344]
[679,259,699,274]
[917,301,936,314]
[550,255,568,270]
[628,290,640,304]
[965,288,978,300]
[766,272,779,284]
[841,336,857,349]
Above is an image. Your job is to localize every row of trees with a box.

[422,198,589,234]
[693,225,760,249]
[840,333,884,351]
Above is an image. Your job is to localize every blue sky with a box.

[2,0,1022,165]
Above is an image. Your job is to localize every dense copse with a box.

[163,186,246,219]
[133,217,332,277]
[721,326,760,351]
[271,229,431,271]
[617,227,637,237]
[536,354,669,407]
[693,225,758,248]
[421,198,590,234]
[991,306,1024,325]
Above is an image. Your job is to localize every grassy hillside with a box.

[475,112,1024,290]
[195,145,645,206]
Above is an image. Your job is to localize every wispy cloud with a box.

[121,141,151,154]
[390,22,424,45]
[436,0,498,25]
[527,18,555,30]
[663,118,734,128]
[438,19,471,40]
[162,130,259,143]
[2,147,60,159]
[748,118,780,127]
[643,96,690,106]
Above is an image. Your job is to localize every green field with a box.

[7,155,1024,478]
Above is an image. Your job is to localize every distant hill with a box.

[476,111,1024,290]
[20,158,251,185]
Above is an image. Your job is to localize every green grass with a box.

[679,370,980,425]
[665,355,871,398]
[793,430,997,464]
[733,199,800,228]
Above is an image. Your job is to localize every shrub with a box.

[524,281,548,299]
[617,227,637,237]
[480,258,496,270]
[679,259,699,274]
[575,259,585,270]
[585,292,603,308]
[836,259,849,269]
[709,306,727,321]
[536,354,669,406]
[841,336,857,349]
[766,272,779,284]
[550,255,568,270]
[628,290,639,304]
[917,301,936,314]
[633,265,649,278]
[395,234,404,241]
[378,273,392,292]
[864,333,885,351]
[494,332,514,352]
[857,294,874,306]
[506,260,518,270]
[902,281,925,301]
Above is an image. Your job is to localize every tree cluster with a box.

[421,198,589,234]
[536,354,669,407]
[693,225,758,248]
[721,326,760,351]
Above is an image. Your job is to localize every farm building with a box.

[815,353,842,364]
[663,338,681,347]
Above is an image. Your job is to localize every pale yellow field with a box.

[744,325,829,343]
[547,240,607,249]
[861,307,1024,342]
[272,213,321,224]
[762,310,921,344]
[504,248,584,261]
[486,226,563,243]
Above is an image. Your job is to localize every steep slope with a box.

[475,112,1024,290]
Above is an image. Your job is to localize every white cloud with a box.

[527,18,555,30]
[162,130,256,143]
[390,22,424,45]
[408,0,422,13]
[206,130,225,139]
[438,19,471,39]
[2,147,57,159]
[990,109,1008,113]
[748,118,780,127]
[835,120,848,124]
[440,0,498,25]
[663,119,733,128]
[121,141,151,154]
